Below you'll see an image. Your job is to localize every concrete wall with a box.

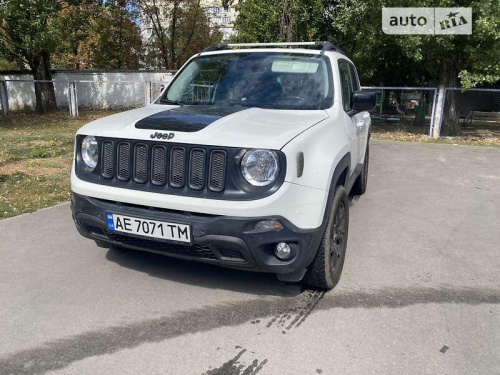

[0,71,175,111]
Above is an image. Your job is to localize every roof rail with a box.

[314,41,346,55]
[202,43,230,52]
[201,41,346,55]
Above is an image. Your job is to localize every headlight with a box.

[81,135,98,169]
[240,149,279,186]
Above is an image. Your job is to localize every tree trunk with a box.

[439,59,460,136]
[146,0,169,69]
[31,51,57,113]
[117,5,124,69]
[170,1,179,69]
[279,0,297,42]
[183,0,201,58]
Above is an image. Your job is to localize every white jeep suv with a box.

[71,42,375,289]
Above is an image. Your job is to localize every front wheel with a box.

[304,186,349,289]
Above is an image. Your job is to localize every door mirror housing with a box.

[351,91,376,112]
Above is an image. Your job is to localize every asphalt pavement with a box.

[0,140,499,375]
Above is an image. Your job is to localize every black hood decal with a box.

[135,105,248,132]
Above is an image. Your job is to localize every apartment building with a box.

[141,0,238,41]
[203,0,239,39]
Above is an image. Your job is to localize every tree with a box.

[232,0,281,42]
[235,0,500,135]
[52,2,97,70]
[0,0,77,112]
[137,0,170,69]
[170,0,223,68]
[53,1,143,70]
[136,0,222,70]
[78,1,143,69]
[233,0,323,43]
[323,0,499,135]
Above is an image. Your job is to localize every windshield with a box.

[159,52,333,110]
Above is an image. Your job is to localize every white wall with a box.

[0,71,175,111]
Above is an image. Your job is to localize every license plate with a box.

[105,212,191,243]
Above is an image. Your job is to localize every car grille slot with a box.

[209,151,226,192]
[151,145,167,186]
[170,147,186,188]
[189,149,206,190]
[101,141,114,178]
[134,144,148,183]
[100,140,227,193]
[117,143,131,181]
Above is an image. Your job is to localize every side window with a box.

[338,60,353,112]
[349,63,360,91]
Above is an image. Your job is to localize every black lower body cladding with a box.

[71,193,324,275]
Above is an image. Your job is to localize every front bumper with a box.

[71,193,325,275]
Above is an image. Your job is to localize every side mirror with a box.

[351,91,376,112]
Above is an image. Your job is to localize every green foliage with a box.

[233,0,323,43]
[234,0,499,135]
[29,148,62,159]
[235,0,499,88]
[139,0,222,69]
[51,3,97,69]
[0,0,81,112]
[233,0,281,42]
[169,0,223,68]
[81,3,143,69]
[0,57,21,70]
[52,1,144,69]
[0,0,68,67]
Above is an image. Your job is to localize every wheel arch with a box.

[302,152,351,267]
[330,152,351,192]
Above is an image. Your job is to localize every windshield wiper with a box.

[159,98,183,105]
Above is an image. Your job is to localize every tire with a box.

[305,186,349,290]
[351,143,369,196]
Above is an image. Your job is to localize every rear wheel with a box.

[351,143,369,196]
[305,186,349,289]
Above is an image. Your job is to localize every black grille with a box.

[189,149,206,190]
[134,144,148,183]
[209,151,226,192]
[105,231,216,260]
[170,147,186,188]
[100,140,227,193]
[218,248,245,261]
[117,143,131,181]
[101,141,114,178]
[151,145,167,186]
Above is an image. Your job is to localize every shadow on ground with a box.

[105,246,303,297]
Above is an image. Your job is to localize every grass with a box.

[0,111,499,220]
[0,111,118,219]
[371,120,500,147]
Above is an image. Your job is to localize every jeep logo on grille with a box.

[150,132,175,140]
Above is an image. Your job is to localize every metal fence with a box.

[443,87,500,126]
[67,80,168,116]
[0,78,170,116]
[1,79,499,137]
[362,86,500,136]
[361,87,438,135]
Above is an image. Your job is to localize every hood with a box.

[77,104,329,150]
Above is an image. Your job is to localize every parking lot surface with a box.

[0,140,499,374]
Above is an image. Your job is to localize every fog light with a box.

[275,242,292,260]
